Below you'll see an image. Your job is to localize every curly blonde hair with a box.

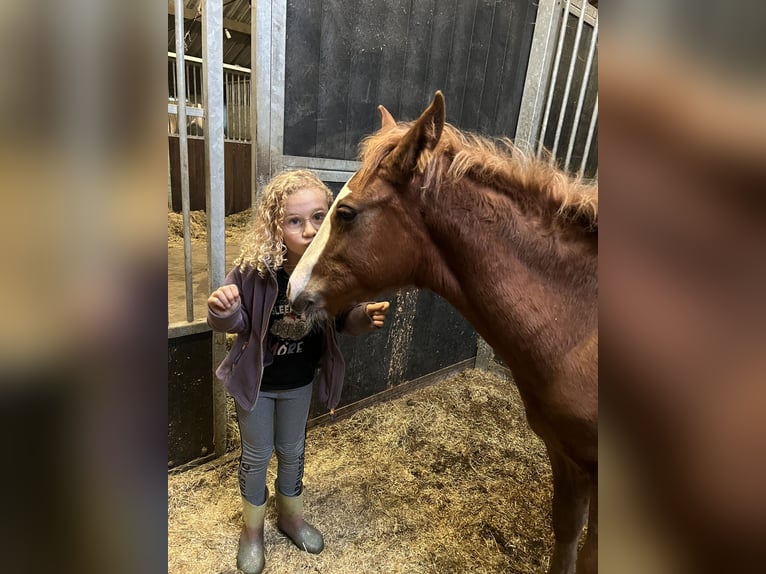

[235,170,334,277]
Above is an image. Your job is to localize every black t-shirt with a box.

[260,268,324,391]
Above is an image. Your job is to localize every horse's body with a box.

[289,92,598,574]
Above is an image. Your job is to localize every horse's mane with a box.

[358,122,598,230]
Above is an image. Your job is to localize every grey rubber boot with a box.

[274,481,324,554]
[237,495,267,574]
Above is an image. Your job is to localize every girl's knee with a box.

[240,445,273,469]
[275,437,305,460]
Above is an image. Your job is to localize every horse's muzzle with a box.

[290,291,317,315]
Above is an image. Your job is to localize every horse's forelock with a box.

[358,122,446,193]
[358,125,407,184]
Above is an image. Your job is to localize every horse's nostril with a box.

[292,293,316,315]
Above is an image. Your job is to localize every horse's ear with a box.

[378,105,396,131]
[382,91,445,183]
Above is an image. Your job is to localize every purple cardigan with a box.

[207,264,376,412]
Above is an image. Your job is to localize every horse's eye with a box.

[336,205,357,222]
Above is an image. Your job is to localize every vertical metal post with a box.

[254,0,272,202]
[269,0,287,177]
[167,145,173,211]
[202,0,228,459]
[171,61,177,103]
[202,0,226,294]
[515,0,563,153]
[254,0,287,200]
[564,15,598,172]
[579,93,598,177]
[255,0,261,208]
[551,0,586,161]
[475,337,494,371]
[224,75,229,140]
[238,75,243,141]
[174,0,194,323]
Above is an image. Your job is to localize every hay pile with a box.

[168,369,553,573]
[167,210,208,245]
[167,208,254,245]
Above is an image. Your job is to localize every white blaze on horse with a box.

[289,91,598,574]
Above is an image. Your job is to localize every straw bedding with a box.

[167,208,254,245]
[168,368,553,573]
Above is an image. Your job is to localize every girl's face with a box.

[281,187,329,265]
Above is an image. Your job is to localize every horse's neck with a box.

[418,184,597,377]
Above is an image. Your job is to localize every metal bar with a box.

[197,63,203,106]
[168,134,205,141]
[564,16,598,172]
[243,74,248,141]
[568,0,597,26]
[168,57,177,136]
[514,0,563,152]
[231,75,235,141]
[184,62,189,104]
[234,72,238,140]
[579,92,598,177]
[303,169,355,183]
[174,0,194,323]
[171,57,177,100]
[168,140,173,211]
[307,358,476,429]
[187,62,192,105]
[202,0,228,461]
[551,0,586,161]
[168,319,212,339]
[269,0,287,177]
[242,74,247,141]
[168,52,252,74]
[224,73,230,139]
[167,2,252,36]
[282,155,362,172]
[243,76,249,142]
[228,73,234,140]
[202,1,226,294]
[225,72,230,140]
[537,0,570,156]
[167,103,205,117]
[233,72,238,140]
[250,1,258,207]
[238,74,243,141]
[475,337,494,371]
[194,62,200,106]
[254,0,272,197]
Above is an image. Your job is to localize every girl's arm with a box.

[207,269,251,334]
[337,301,390,335]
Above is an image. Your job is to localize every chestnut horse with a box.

[289,92,598,574]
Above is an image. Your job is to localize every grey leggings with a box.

[236,383,313,506]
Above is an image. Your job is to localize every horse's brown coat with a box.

[289,92,598,574]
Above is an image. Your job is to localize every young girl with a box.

[207,170,389,574]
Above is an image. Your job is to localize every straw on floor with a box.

[168,368,553,574]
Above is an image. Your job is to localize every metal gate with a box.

[517,0,598,177]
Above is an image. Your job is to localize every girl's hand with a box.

[365,301,390,329]
[208,284,241,317]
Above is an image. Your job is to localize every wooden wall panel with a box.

[168,138,252,216]
[284,0,539,160]
[168,331,214,468]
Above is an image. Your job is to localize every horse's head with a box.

[288,91,446,318]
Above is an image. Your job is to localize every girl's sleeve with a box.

[336,302,376,336]
[207,267,252,334]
